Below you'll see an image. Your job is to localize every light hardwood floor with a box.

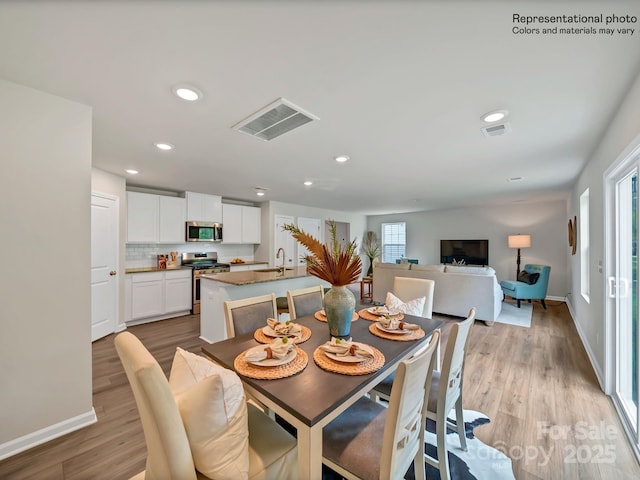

[1,301,639,479]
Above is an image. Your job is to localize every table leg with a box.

[296,424,323,480]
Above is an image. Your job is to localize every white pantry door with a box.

[296,217,322,265]
[274,215,295,267]
[91,193,119,341]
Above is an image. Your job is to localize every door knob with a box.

[109,271,117,276]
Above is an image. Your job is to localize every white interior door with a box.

[274,214,295,268]
[91,193,118,341]
[296,217,322,265]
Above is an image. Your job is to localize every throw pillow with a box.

[518,271,540,285]
[385,291,426,316]
[169,347,249,480]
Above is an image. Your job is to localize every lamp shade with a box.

[508,234,531,249]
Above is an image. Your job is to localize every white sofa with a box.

[372,263,502,325]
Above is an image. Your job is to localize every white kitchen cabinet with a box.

[130,272,164,320]
[127,192,159,243]
[159,196,186,243]
[222,204,261,244]
[164,269,192,313]
[186,191,222,223]
[127,269,192,323]
[242,206,262,243]
[127,192,186,244]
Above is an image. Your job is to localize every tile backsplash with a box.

[126,243,257,268]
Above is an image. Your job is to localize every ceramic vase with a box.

[323,285,355,338]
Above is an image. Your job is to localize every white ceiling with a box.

[1,1,639,215]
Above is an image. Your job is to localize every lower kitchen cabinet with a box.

[126,269,192,323]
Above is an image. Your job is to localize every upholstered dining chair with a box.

[114,331,298,480]
[286,285,324,320]
[322,331,440,480]
[224,293,278,337]
[392,276,435,318]
[500,264,551,309]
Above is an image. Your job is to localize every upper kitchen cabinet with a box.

[222,204,261,244]
[127,191,186,244]
[127,192,159,243]
[186,192,222,223]
[158,195,186,243]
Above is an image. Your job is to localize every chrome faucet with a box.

[276,248,286,274]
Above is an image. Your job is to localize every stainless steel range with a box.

[181,252,230,314]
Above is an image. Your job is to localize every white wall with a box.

[257,201,368,268]
[92,168,127,329]
[569,70,640,386]
[0,79,94,455]
[367,199,570,298]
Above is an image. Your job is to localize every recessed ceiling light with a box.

[125,169,139,175]
[508,176,524,182]
[255,187,267,196]
[155,142,174,151]
[482,110,508,123]
[303,181,313,186]
[172,84,202,102]
[335,155,350,163]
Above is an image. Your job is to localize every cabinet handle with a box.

[110,271,117,276]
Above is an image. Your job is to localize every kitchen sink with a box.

[253,267,295,273]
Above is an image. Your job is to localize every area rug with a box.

[322,409,515,480]
[494,301,532,328]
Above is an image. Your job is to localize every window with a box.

[580,188,590,302]
[381,222,406,263]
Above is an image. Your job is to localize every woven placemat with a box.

[368,322,425,341]
[253,325,312,344]
[313,345,385,375]
[314,311,359,323]
[234,347,308,380]
[357,308,405,322]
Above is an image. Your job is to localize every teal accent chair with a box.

[500,264,551,309]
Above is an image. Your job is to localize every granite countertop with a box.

[201,266,310,286]
[229,260,268,266]
[125,266,193,274]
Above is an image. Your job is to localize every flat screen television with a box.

[440,239,489,266]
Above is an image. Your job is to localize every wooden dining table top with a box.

[201,308,444,428]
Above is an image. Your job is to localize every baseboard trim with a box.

[0,408,97,461]
[546,295,565,302]
[565,297,605,391]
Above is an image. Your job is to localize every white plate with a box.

[375,322,413,335]
[323,344,370,363]
[245,346,297,366]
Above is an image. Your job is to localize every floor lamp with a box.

[508,234,531,279]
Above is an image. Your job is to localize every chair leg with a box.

[517,299,521,308]
[541,299,547,309]
[455,397,467,451]
[527,299,531,303]
[436,411,451,480]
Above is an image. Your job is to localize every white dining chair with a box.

[392,276,435,318]
[286,285,324,320]
[224,293,278,337]
[322,331,440,480]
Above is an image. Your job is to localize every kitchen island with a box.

[199,266,330,343]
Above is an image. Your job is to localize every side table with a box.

[360,276,373,302]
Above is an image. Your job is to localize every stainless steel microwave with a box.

[186,222,223,242]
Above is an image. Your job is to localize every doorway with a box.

[605,139,640,456]
[91,193,119,341]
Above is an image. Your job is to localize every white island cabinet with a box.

[222,204,261,244]
[126,269,192,324]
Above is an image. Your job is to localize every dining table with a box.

[201,306,444,480]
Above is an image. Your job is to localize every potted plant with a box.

[361,231,381,277]
[283,221,362,337]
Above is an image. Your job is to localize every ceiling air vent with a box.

[232,98,319,141]
[481,122,511,137]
